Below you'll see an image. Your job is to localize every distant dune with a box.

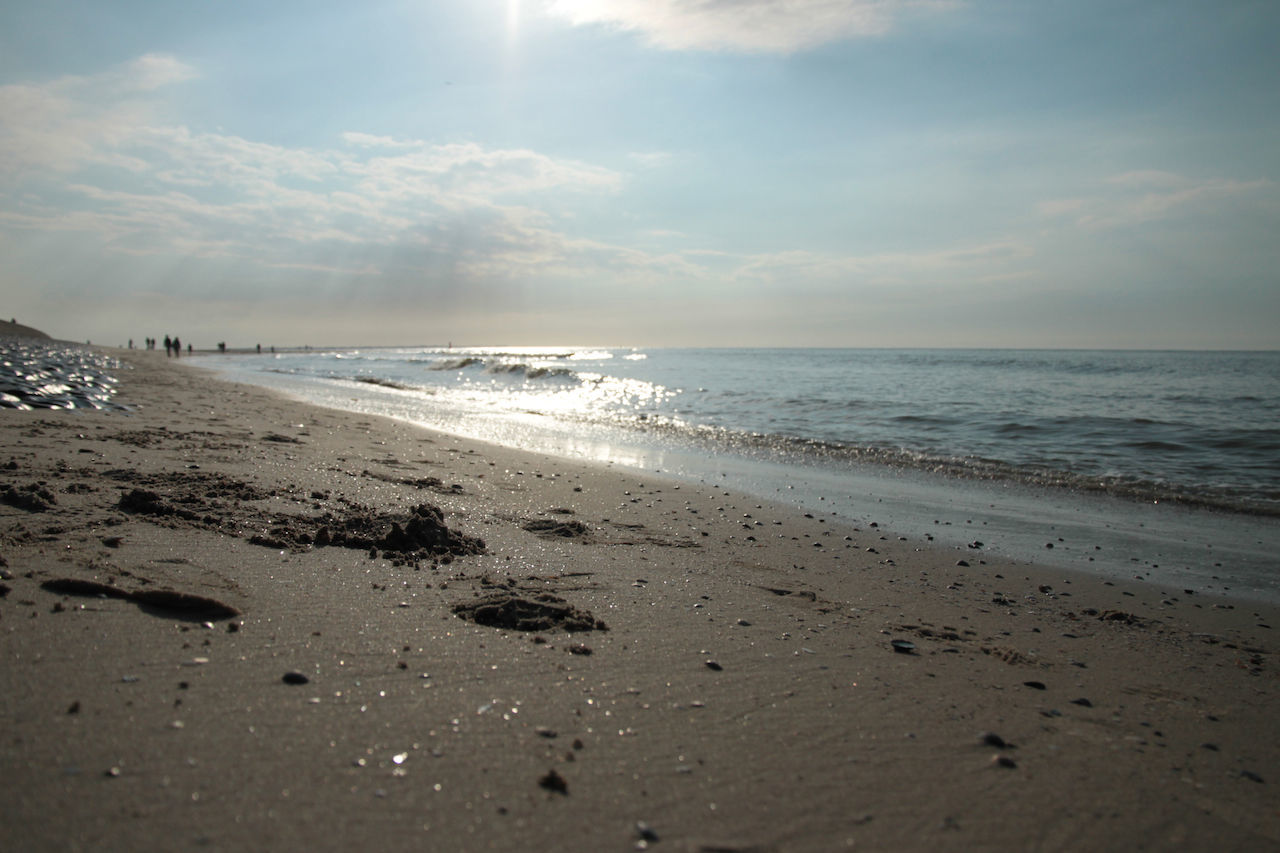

[0,320,52,339]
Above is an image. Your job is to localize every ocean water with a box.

[199,347,1280,600]
[0,337,124,410]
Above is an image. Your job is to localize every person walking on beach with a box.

[173,336,181,357]
[164,335,172,357]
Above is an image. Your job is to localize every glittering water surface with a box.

[206,346,1280,514]
[0,338,125,410]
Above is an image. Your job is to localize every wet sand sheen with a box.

[0,348,1277,852]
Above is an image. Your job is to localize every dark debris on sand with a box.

[257,502,486,560]
[453,592,608,632]
[522,518,592,540]
[40,577,240,621]
[2,483,58,512]
[101,469,483,562]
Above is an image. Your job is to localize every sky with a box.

[1,0,1277,349]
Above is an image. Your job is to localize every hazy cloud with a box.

[0,55,196,177]
[728,239,1035,289]
[0,57,626,285]
[545,0,956,53]
[0,54,1052,323]
[1040,171,1270,230]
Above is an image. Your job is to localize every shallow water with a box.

[0,338,125,410]
[199,346,1280,601]
[206,347,1280,512]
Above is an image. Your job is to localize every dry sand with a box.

[2,350,1277,852]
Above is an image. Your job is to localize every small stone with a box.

[991,755,1017,769]
[282,671,310,685]
[1241,770,1265,784]
[890,640,916,654]
[538,769,568,795]
[704,660,723,671]
[1070,697,1093,707]
[980,732,1008,749]
[1023,680,1046,690]
[636,821,659,842]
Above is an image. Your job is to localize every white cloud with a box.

[0,57,627,283]
[340,132,419,149]
[112,54,199,91]
[545,0,957,53]
[0,54,197,177]
[2,54,1041,319]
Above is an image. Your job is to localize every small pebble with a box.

[705,660,723,671]
[282,672,310,685]
[538,769,569,795]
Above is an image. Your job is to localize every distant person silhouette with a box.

[173,336,181,357]
[164,335,172,357]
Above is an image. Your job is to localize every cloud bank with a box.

[1,52,1037,305]
[4,51,1272,348]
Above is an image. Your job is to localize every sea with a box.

[185,346,1280,603]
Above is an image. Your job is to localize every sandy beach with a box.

[2,348,1278,852]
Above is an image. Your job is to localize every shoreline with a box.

[2,350,1278,851]
[193,349,1280,604]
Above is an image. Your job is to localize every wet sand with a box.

[2,349,1278,851]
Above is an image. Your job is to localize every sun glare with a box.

[506,0,521,40]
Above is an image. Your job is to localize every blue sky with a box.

[1,0,1277,348]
